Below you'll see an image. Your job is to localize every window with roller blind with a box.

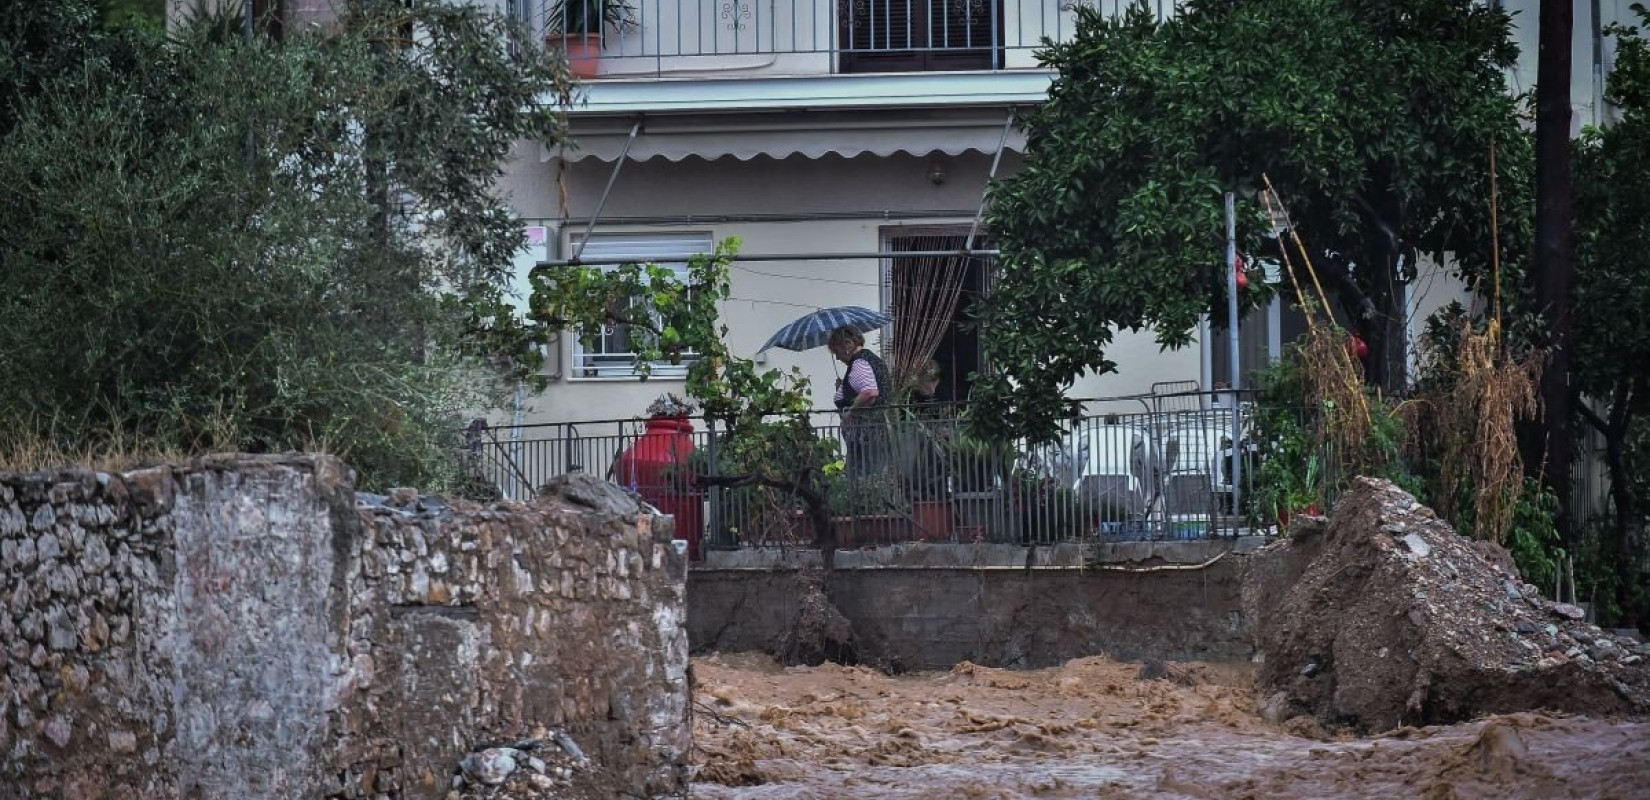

[839,0,1001,73]
[567,233,713,380]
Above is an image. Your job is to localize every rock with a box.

[107,731,137,754]
[461,748,518,786]
[1623,655,1644,666]
[82,537,111,575]
[528,773,556,790]
[1504,580,1522,600]
[35,532,61,561]
[1301,662,1321,678]
[539,473,641,517]
[1552,603,1586,621]
[552,731,587,762]
[1137,660,1167,681]
[46,610,77,652]
[387,487,418,507]
[30,505,56,532]
[60,665,89,694]
[42,715,71,748]
[1400,533,1431,558]
[526,756,547,774]
[123,466,175,514]
[1514,620,1538,635]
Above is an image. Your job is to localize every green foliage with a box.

[1570,5,1650,626]
[976,0,1530,442]
[1250,348,1421,523]
[0,0,573,490]
[94,0,164,30]
[531,239,841,539]
[1502,478,1564,592]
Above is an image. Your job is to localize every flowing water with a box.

[691,653,1650,800]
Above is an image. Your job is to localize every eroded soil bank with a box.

[691,653,1650,800]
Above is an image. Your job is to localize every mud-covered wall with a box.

[689,562,1249,670]
[0,456,689,800]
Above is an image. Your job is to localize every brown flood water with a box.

[691,653,1650,800]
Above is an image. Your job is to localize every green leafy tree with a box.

[530,240,853,566]
[1572,5,1650,624]
[0,0,571,488]
[976,0,1529,443]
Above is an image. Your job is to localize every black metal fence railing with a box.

[463,395,1277,555]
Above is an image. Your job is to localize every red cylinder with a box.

[614,417,705,559]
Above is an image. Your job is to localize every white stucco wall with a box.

[496,147,1204,426]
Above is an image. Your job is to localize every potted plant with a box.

[888,421,953,541]
[827,471,908,547]
[547,0,637,79]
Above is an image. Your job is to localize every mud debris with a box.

[1245,477,1650,733]
[690,653,1650,799]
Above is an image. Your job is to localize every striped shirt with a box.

[834,358,878,404]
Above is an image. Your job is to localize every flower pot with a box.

[552,33,603,79]
[833,514,909,548]
[910,499,954,542]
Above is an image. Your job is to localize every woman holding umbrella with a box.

[828,326,892,478]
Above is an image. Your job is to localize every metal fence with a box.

[464,393,1270,554]
[511,0,1183,77]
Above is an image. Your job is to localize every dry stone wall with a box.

[0,456,689,800]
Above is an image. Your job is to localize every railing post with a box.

[706,416,723,547]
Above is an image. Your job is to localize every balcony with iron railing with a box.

[461,392,1282,557]
[512,0,1181,80]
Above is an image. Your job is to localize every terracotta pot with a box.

[910,500,954,542]
[553,33,603,79]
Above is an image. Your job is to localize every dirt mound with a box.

[1245,477,1650,732]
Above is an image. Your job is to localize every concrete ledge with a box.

[696,536,1273,571]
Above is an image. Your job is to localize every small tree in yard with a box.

[529,240,850,568]
[975,0,1530,444]
[1572,6,1650,625]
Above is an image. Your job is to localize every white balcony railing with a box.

[510,0,1180,79]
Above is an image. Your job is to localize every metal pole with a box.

[966,109,1017,252]
[574,119,642,260]
[1225,191,1243,527]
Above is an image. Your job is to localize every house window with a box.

[839,0,1000,73]
[568,233,712,380]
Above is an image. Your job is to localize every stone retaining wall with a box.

[0,456,689,800]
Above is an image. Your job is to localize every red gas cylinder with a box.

[614,416,705,560]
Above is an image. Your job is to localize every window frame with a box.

[565,232,714,382]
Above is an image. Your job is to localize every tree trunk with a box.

[1535,0,1577,543]
[1602,400,1640,626]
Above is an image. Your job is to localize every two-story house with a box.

[498,0,1218,428]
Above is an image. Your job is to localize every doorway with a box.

[883,230,990,403]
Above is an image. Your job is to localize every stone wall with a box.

[688,559,1249,670]
[0,456,689,800]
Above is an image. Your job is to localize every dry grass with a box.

[0,408,251,474]
[1261,179,1383,480]
[0,432,195,474]
[1405,319,1541,544]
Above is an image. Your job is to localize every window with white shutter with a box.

[567,232,713,380]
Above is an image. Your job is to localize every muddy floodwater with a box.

[691,653,1650,800]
